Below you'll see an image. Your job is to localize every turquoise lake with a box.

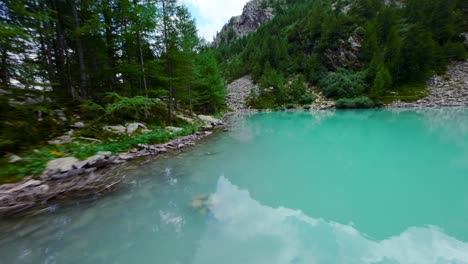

[1,108,468,264]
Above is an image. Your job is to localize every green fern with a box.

[103,92,162,120]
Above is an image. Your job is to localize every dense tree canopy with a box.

[0,0,226,115]
[215,0,467,108]
[0,0,226,153]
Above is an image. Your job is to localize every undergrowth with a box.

[0,125,200,184]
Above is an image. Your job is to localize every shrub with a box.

[103,93,165,121]
[320,69,367,98]
[336,97,376,109]
[298,94,316,105]
[285,104,296,109]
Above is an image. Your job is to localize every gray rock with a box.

[46,157,79,173]
[103,125,126,134]
[71,122,85,128]
[5,180,42,193]
[85,168,97,174]
[85,155,105,166]
[166,126,184,133]
[73,160,88,170]
[48,135,73,145]
[7,154,23,163]
[118,153,135,161]
[97,151,112,158]
[198,115,221,124]
[35,184,50,194]
[126,123,146,134]
[66,168,86,177]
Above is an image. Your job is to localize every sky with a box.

[182,0,249,41]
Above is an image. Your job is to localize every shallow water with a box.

[1,109,468,264]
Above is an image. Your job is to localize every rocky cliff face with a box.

[213,0,279,46]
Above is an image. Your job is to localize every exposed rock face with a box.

[323,34,363,71]
[310,92,336,110]
[390,60,468,108]
[214,0,280,45]
[227,76,258,111]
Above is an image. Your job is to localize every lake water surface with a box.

[1,109,468,264]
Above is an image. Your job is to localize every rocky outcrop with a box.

[309,92,336,110]
[214,0,280,45]
[227,76,258,111]
[390,60,468,108]
[323,34,363,71]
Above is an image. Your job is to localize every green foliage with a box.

[0,124,200,183]
[371,66,392,98]
[214,0,466,105]
[335,97,377,109]
[320,69,367,98]
[0,99,65,153]
[299,94,316,105]
[103,93,163,121]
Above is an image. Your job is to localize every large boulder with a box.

[198,115,222,125]
[46,157,79,174]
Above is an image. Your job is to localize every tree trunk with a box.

[0,49,9,88]
[133,0,148,93]
[162,0,174,121]
[70,0,88,99]
[136,30,148,93]
[103,1,116,91]
[51,0,74,98]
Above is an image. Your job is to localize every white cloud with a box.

[183,0,248,41]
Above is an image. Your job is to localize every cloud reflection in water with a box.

[193,176,468,264]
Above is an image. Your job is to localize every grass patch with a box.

[0,125,200,184]
[381,83,430,105]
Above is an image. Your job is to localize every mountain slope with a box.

[214,0,467,109]
[213,0,283,46]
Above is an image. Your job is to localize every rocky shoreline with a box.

[0,120,225,218]
[390,60,468,109]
